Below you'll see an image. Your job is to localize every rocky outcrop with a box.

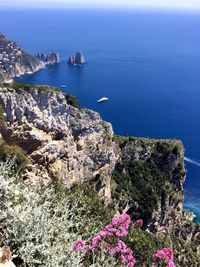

[0,33,45,83]
[35,51,61,64]
[0,85,117,200]
[0,246,16,267]
[68,52,85,65]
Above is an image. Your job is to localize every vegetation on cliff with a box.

[64,93,80,108]
[0,86,199,266]
[112,136,185,223]
[0,160,177,267]
[0,82,60,92]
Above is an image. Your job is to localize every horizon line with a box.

[1,4,200,12]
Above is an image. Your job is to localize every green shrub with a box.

[112,160,169,221]
[64,93,80,108]
[0,82,60,92]
[125,227,170,267]
[0,162,114,266]
[0,141,28,171]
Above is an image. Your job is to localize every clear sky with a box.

[1,0,200,9]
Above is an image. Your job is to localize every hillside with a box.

[0,34,60,83]
[0,83,199,266]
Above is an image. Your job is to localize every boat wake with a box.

[184,157,200,167]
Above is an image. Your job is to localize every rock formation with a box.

[0,246,16,267]
[68,51,85,65]
[0,85,116,199]
[0,33,45,83]
[35,51,61,64]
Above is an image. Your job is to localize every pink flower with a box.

[121,254,127,264]
[91,234,102,248]
[134,219,143,228]
[73,239,85,252]
[152,247,175,267]
[73,214,136,266]
[167,260,176,267]
[154,247,174,261]
[112,214,131,231]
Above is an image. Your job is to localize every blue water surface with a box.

[0,8,199,221]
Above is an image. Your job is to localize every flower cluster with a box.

[73,240,86,252]
[134,219,143,228]
[74,215,176,267]
[73,214,136,266]
[152,247,175,267]
[108,240,136,267]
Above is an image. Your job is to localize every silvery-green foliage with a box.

[89,249,118,267]
[0,160,85,266]
[0,160,118,267]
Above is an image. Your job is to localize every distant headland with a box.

[0,33,61,83]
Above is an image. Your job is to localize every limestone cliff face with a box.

[0,86,117,200]
[0,34,45,82]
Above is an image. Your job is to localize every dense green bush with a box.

[112,160,169,221]
[64,93,80,108]
[0,141,28,171]
[125,227,170,267]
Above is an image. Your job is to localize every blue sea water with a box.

[0,8,200,221]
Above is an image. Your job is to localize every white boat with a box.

[61,85,66,88]
[97,97,109,103]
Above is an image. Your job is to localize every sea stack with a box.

[67,55,75,64]
[67,51,85,65]
[46,51,61,64]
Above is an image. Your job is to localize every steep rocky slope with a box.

[0,84,117,199]
[112,136,185,233]
[0,34,44,82]
[0,84,199,265]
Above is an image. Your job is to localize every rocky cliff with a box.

[0,34,61,83]
[0,84,117,199]
[0,84,199,265]
[0,34,45,83]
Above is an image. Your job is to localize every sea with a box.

[0,7,199,222]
